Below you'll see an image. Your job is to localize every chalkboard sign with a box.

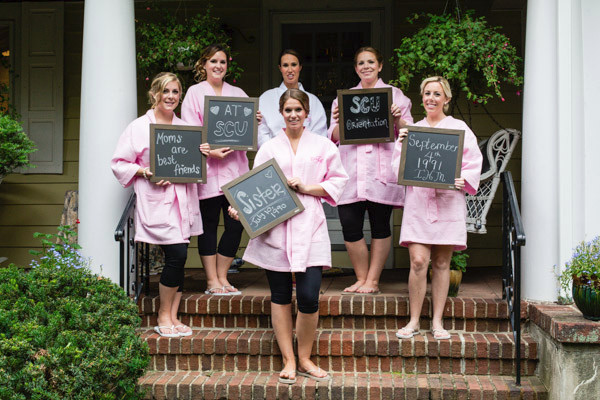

[203,96,258,151]
[397,126,465,190]
[149,124,206,183]
[221,158,305,239]
[338,88,394,145]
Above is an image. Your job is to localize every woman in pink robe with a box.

[328,46,413,294]
[181,44,261,296]
[391,76,483,340]
[111,73,206,337]
[230,89,348,384]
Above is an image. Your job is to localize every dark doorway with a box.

[282,22,370,119]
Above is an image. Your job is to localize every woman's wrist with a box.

[141,167,150,180]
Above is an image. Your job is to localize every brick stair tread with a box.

[139,370,548,400]
[140,294,526,320]
[141,328,538,360]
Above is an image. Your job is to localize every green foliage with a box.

[0,226,150,400]
[136,2,243,90]
[558,236,600,296]
[390,11,523,108]
[0,113,36,178]
[450,251,469,272]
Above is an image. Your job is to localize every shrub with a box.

[0,227,150,400]
[0,113,36,178]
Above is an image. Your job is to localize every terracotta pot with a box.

[448,269,463,297]
[428,269,463,297]
[572,275,600,321]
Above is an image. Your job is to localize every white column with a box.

[581,0,600,239]
[79,0,137,283]
[521,0,560,301]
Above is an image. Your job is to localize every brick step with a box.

[141,329,538,376]
[139,370,548,400]
[140,295,524,333]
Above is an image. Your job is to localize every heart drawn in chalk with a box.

[243,107,252,117]
[264,170,273,179]
[210,106,220,115]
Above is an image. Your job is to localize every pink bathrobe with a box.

[328,78,413,206]
[181,81,250,199]
[111,110,203,245]
[391,116,483,250]
[243,130,349,272]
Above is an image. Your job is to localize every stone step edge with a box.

[139,370,548,400]
[140,328,538,360]
[140,295,529,320]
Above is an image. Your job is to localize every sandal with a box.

[204,286,230,296]
[432,328,451,340]
[278,369,297,385]
[153,325,178,338]
[297,367,331,382]
[223,285,241,295]
[174,324,193,337]
[396,326,420,339]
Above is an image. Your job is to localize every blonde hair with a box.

[279,88,310,115]
[193,44,230,83]
[148,72,181,108]
[420,76,452,113]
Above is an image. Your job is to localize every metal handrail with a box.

[501,171,526,385]
[114,192,149,302]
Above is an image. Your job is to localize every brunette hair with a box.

[193,44,230,83]
[279,49,303,66]
[354,46,383,65]
[279,88,310,115]
[420,76,452,113]
[148,72,181,108]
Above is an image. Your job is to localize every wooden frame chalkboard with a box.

[202,96,259,151]
[337,88,394,145]
[149,124,207,183]
[397,126,465,190]
[221,158,305,239]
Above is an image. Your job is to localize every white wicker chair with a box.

[466,128,521,234]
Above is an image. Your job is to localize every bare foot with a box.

[172,318,192,335]
[356,283,380,294]
[298,359,328,379]
[343,280,365,293]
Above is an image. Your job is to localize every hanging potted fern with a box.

[390,9,523,128]
[135,3,243,90]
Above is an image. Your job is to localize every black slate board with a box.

[149,124,206,183]
[338,87,394,145]
[221,158,304,239]
[397,126,464,189]
[203,96,258,150]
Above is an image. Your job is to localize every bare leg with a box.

[343,239,369,292]
[170,291,191,334]
[200,254,225,293]
[296,311,327,378]
[216,253,238,292]
[430,245,454,332]
[357,237,391,293]
[270,303,297,380]
[404,243,432,330]
[157,283,178,334]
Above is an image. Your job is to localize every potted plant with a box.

[390,10,523,128]
[558,237,600,320]
[429,251,468,297]
[135,3,243,90]
[0,113,36,183]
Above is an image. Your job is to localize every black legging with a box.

[265,267,323,314]
[337,200,393,242]
[197,195,244,257]
[159,243,188,292]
